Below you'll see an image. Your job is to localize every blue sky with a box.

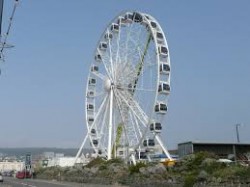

[0,0,249,149]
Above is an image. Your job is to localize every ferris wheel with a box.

[76,11,172,163]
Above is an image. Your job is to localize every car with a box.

[16,171,32,179]
[0,174,3,182]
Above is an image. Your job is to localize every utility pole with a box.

[235,124,241,143]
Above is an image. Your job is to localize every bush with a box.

[106,158,123,164]
[99,164,107,170]
[184,174,196,187]
[213,167,234,179]
[202,159,227,174]
[129,162,146,174]
[85,157,105,168]
[234,165,250,180]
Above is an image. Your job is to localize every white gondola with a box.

[95,53,102,62]
[104,32,113,40]
[143,139,155,147]
[91,65,98,72]
[132,12,143,23]
[135,150,147,159]
[92,139,98,146]
[127,83,134,90]
[111,23,119,32]
[139,14,148,26]
[155,102,167,114]
[156,32,164,44]
[124,12,133,23]
[158,81,170,95]
[90,128,96,135]
[158,45,168,58]
[159,63,170,74]
[118,150,124,156]
[117,16,126,26]
[88,116,94,124]
[88,78,96,86]
[144,15,151,20]
[150,21,157,29]
[138,151,147,159]
[87,103,94,111]
[87,90,95,98]
[150,122,162,133]
[99,42,108,51]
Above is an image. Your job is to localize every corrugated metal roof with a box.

[178,141,250,146]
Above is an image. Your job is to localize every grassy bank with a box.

[34,152,250,187]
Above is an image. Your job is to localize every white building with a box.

[55,153,64,158]
[44,157,84,167]
[43,152,55,159]
[56,157,75,167]
[0,161,24,172]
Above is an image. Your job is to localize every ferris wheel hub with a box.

[104,78,112,91]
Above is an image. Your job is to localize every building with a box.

[0,161,24,172]
[43,152,55,159]
[55,153,64,158]
[56,157,76,167]
[42,157,85,167]
[178,141,250,161]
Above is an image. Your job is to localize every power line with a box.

[0,0,19,74]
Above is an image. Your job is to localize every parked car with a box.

[16,171,32,179]
[0,174,3,182]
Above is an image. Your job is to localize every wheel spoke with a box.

[116,89,149,126]
[106,30,115,81]
[114,23,122,83]
[99,49,113,81]
[91,71,106,81]
[129,110,141,143]
[88,93,109,132]
[113,89,130,147]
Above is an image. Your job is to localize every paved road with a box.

[0,177,124,187]
[1,177,76,187]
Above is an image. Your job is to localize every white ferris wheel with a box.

[76,11,172,164]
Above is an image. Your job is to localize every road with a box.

[1,177,124,187]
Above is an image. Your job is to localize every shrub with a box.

[213,166,234,179]
[202,159,227,174]
[129,162,146,174]
[106,158,123,164]
[99,164,107,170]
[85,157,105,168]
[184,174,196,187]
[234,165,250,180]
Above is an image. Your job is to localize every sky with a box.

[0,0,249,149]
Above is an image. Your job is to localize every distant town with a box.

[0,148,93,174]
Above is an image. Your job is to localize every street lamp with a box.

[235,124,241,143]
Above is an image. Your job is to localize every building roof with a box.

[178,141,250,146]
